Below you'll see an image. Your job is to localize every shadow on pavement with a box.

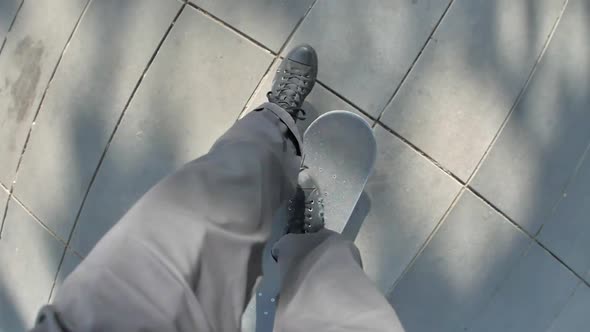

[1,0,590,331]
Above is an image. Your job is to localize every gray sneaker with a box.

[267,44,318,121]
[286,169,325,234]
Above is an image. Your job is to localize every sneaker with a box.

[286,168,325,234]
[267,44,318,121]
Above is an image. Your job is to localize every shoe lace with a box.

[287,186,324,233]
[267,69,311,120]
[302,187,324,232]
[287,162,325,233]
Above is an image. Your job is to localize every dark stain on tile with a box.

[8,36,44,123]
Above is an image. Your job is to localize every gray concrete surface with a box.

[1,0,589,331]
[380,0,564,180]
[0,0,87,187]
[13,0,181,240]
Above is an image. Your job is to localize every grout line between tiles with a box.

[378,105,471,296]
[235,57,280,121]
[7,193,87,295]
[383,0,579,297]
[385,187,466,297]
[376,122,466,185]
[0,0,93,239]
[315,80,378,123]
[186,2,275,57]
[235,0,319,120]
[388,179,590,299]
[385,143,589,297]
[536,241,590,288]
[374,0,456,124]
[0,0,26,238]
[273,0,318,57]
[46,3,187,302]
[0,186,9,239]
[459,1,580,273]
[0,0,25,56]
[9,193,68,246]
[465,0,570,186]
[6,192,86,265]
[468,186,590,288]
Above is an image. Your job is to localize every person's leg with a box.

[35,103,300,332]
[32,44,318,332]
[272,230,404,332]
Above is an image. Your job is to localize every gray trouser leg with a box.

[35,103,302,332]
[33,103,400,332]
[272,230,404,332]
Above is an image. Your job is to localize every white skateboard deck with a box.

[251,111,376,332]
[302,110,376,232]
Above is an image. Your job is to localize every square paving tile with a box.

[70,6,273,256]
[0,198,64,331]
[465,244,579,332]
[13,0,181,240]
[380,0,564,181]
[353,124,461,292]
[0,0,88,186]
[538,150,590,282]
[0,0,21,41]
[547,283,590,332]
[50,249,82,302]
[190,0,314,52]
[471,0,590,234]
[242,60,373,134]
[284,0,452,117]
[388,191,531,332]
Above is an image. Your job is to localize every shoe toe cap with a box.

[288,44,318,66]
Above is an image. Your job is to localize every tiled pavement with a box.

[1,0,589,331]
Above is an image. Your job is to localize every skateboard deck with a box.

[301,110,376,232]
[250,110,376,332]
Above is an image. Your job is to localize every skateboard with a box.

[299,110,376,232]
[248,110,377,332]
